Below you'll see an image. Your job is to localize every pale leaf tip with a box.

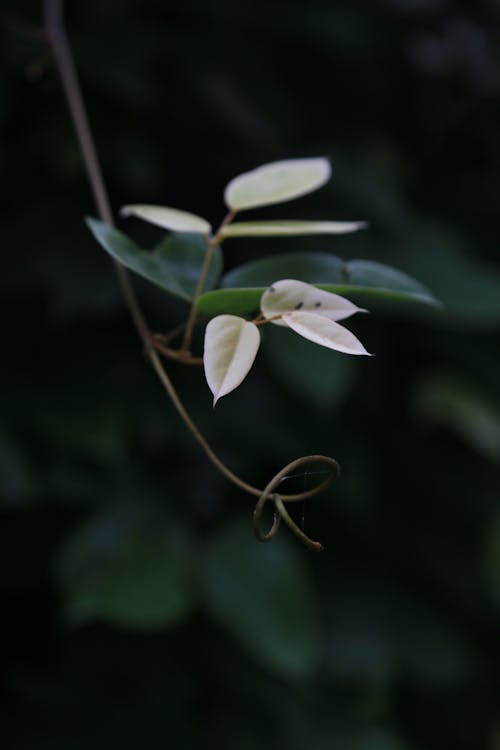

[119,205,132,217]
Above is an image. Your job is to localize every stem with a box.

[43,0,149,344]
[152,336,203,366]
[253,314,283,326]
[42,1,339,549]
[41,0,265,500]
[180,235,214,351]
[181,209,236,351]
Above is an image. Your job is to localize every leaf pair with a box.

[204,280,371,405]
[120,157,365,241]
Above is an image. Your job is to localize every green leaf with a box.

[263,326,356,408]
[196,252,440,316]
[396,222,500,326]
[201,519,320,678]
[220,220,366,238]
[414,374,500,463]
[87,218,222,301]
[153,233,222,298]
[224,157,331,210]
[222,250,346,287]
[56,507,193,630]
[121,204,211,233]
[197,287,264,316]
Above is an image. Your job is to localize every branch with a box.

[42,0,339,549]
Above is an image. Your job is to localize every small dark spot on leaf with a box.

[294,301,303,310]
[315,302,321,307]
[269,286,275,293]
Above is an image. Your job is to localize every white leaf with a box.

[261,279,367,327]
[224,158,331,211]
[203,315,261,405]
[283,311,371,356]
[220,220,366,238]
[120,204,211,234]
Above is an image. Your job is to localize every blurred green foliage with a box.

[1,1,500,749]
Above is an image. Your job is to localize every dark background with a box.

[2,1,500,748]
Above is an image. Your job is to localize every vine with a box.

[42,0,341,551]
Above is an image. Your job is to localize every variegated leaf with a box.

[224,158,331,211]
[203,315,261,405]
[120,204,211,234]
[283,311,371,356]
[261,279,367,327]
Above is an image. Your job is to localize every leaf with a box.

[283,311,371,356]
[261,278,366,327]
[222,251,346,288]
[220,220,366,238]
[263,326,356,408]
[201,519,320,677]
[87,218,221,301]
[203,315,260,405]
[153,233,222,297]
[195,252,440,316]
[56,508,193,630]
[224,157,331,211]
[414,374,500,463]
[120,204,211,234]
[395,222,500,326]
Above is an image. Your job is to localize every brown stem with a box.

[152,336,203,366]
[181,235,214,351]
[181,208,237,351]
[42,0,279,501]
[253,314,283,326]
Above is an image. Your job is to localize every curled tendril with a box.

[253,455,340,552]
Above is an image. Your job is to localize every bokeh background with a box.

[2,1,500,748]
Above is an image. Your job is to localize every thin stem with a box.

[253,314,282,326]
[42,1,339,550]
[181,235,214,351]
[181,208,236,351]
[43,0,149,345]
[275,499,323,552]
[42,0,266,500]
[152,336,203,366]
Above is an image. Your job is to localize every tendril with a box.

[253,455,340,551]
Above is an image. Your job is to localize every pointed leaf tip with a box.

[261,279,367,327]
[120,204,212,234]
[204,315,261,404]
[283,311,371,356]
[224,158,331,211]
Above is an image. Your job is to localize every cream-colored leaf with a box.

[261,279,367,327]
[224,158,331,211]
[203,315,261,405]
[220,220,366,238]
[120,204,211,234]
[283,311,371,356]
